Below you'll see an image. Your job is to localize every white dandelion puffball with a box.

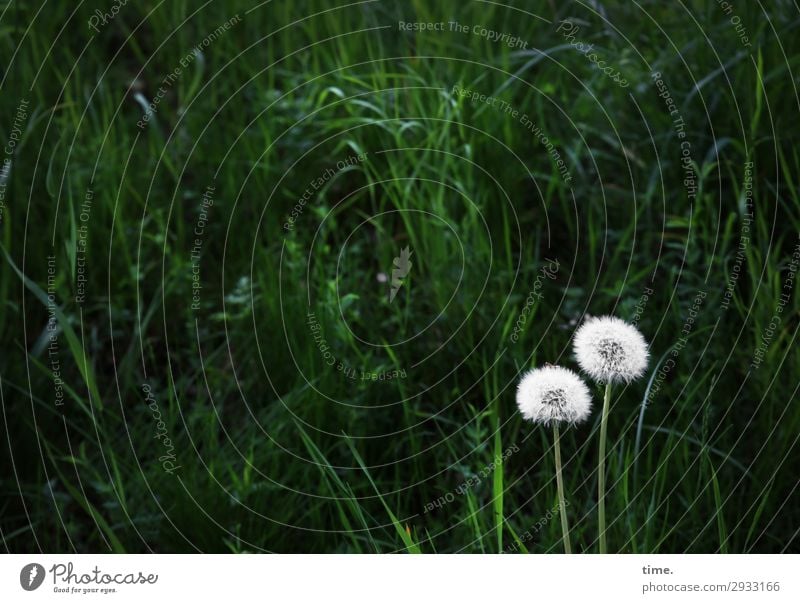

[516,366,593,426]
[573,316,649,383]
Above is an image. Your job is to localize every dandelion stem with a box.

[553,423,571,554]
[598,382,612,554]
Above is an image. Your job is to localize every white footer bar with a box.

[1,554,796,602]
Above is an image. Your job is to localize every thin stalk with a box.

[598,382,612,553]
[553,423,571,554]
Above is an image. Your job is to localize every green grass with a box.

[1,0,799,553]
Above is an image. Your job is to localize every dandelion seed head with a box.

[516,366,592,426]
[573,315,649,383]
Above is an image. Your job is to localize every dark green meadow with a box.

[1,0,799,553]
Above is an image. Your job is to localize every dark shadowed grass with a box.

[0,0,798,552]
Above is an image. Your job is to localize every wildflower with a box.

[516,366,592,426]
[572,315,650,553]
[516,365,593,554]
[573,315,649,383]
